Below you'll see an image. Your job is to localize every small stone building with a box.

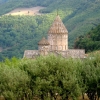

[23,15,85,59]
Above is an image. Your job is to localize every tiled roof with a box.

[38,37,50,45]
[48,15,68,34]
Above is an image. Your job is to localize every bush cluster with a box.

[0,54,100,100]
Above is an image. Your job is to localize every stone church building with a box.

[23,15,85,59]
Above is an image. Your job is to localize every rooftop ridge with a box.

[38,37,50,45]
[48,15,68,34]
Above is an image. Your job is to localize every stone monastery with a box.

[24,15,85,59]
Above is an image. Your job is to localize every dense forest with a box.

[74,24,100,52]
[0,0,100,41]
[0,14,66,61]
[0,0,100,60]
[0,54,100,100]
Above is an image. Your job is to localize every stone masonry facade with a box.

[23,15,85,59]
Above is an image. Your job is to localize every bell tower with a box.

[48,15,68,51]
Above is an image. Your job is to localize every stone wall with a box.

[48,33,68,51]
[23,50,39,58]
[66,49,85,58]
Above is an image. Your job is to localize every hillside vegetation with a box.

[0,11,70,61]
[0,15,55,60]
[0,0,100,60]
[5,6,45,16]
[0,54,100,100]
[74,24,100,52]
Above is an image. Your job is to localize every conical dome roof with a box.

[38,37,50,45]
[48,15,68,34]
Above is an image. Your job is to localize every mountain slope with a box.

[1,0,99,45]
[74,24,100,52]
[0,0,100,60]
[63,0,100,46]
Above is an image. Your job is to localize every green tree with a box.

[0,58,30,100]
[20,55,82,100]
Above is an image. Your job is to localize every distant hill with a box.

[0,0,100,60]
[0,0,100,45]
[5,6,45,16]
[74,24,100,52]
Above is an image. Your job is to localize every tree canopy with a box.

[0,54,100,100]
[74,24,100,52]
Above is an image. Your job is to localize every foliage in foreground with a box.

[0,54,100,100]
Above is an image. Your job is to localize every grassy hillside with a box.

[0,0,100,60]
[5,6,45,16]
